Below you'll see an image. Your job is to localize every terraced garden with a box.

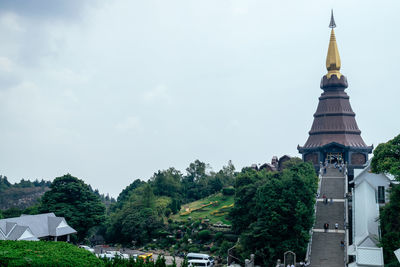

[170,193,234,225]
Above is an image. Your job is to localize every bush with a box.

[198,230,212,242]
[187,245,200,253]
[0,240,102,266]
[223,233,239,242]
[222,187,235,196]
[214,232,224,241]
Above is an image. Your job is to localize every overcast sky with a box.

[0,0,398,197]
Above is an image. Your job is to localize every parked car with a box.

[187,253,214,266]
[138,252,153,262]
[97,251,129,259]
[78,245,95,253]
[188,259,213,267]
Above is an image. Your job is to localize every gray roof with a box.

[7,225,29,240]
[0,213,76,240]
[0,229,5,240]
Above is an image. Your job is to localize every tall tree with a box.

[230,162,317,266]
[40,174,105,241]
[371,134,400,266]
[151,168,182,198]
[371,133,400,179]
[106,184,162,245]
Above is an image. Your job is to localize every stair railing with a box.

[304,166,323,264]
[344,164,349,266]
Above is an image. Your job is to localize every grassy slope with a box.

[171,193,234,225]
[0,240,103,266]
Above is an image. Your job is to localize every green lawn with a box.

[171,193,234,225]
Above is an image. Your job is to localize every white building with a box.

[347,161,398,267]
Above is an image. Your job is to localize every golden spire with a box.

[326,10,342,79]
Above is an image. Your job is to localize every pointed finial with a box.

[329,9,336,28]
[326,10,341,79]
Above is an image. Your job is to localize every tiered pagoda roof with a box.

[298,11,372,154]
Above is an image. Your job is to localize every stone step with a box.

[309,232,345,267]
[320,178,345,199]
[308,169,346,266]
[315,201,345,230]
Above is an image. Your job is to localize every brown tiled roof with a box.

[300,75,370,150]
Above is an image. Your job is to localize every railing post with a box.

[344,165,349,266]
[305,169,323,265]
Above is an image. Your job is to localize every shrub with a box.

[198,230,212,242]
[223,233,239,242]
[222,187,235,196]
[0,240,102,266]
[214,232,224,241]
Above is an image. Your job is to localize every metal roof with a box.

[0,213,76,240]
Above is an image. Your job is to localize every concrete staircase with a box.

[309,167,346,267]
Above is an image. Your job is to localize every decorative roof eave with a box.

[298,142,373,153]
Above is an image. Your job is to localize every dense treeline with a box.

[230,160,318,266]
[0,176,51,190]
[103,160,236,245]
[371,133,400,267]
[0,176,51,212]
[1,157,320,265]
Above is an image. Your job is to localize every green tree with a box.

[371,134,400,266]
[379,185,400,267]
[371,134,400,179]
[114,179,145,210]
[151,168,182,198]
[2,207,23,219]
[230,168,270,234]
[39,174,105,241]
[106,184,162,245]
[0,176,11,191]
[231,162,317,266]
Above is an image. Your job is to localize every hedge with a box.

[0,240,102,266]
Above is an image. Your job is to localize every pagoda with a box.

[298,11,372,177]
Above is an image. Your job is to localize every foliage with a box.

[230,162,318,266]
[197,230,212,242]
[0,240,102,266]
[106,160,235,245]
[39,174,106,241]
[229,169,270,234]
[371,134,400,180]
[151,168,182,198]
[372,134,400,266]
[222,187,235,196]
[114,179,146,210]
[0,176,51,210]
[281,157,303,170]
[379,185,400,267]
[181,160,235,203]
[0,241,186,267]
[106,184,163,245]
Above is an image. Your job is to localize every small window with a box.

[378,186,385,204]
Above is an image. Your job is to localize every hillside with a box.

[0,186,49,210]
[0,176,50,210]
[171,193,234,225]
